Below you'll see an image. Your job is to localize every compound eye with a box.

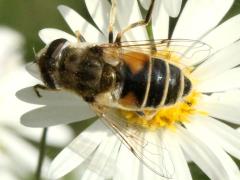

[46,38,68,58]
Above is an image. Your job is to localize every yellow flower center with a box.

[120,91,206,130]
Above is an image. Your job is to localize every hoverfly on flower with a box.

[29,0,213,178]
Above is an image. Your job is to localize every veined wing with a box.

[102,39,212,66]
[93,106,175,179]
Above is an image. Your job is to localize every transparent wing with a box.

[102,39,212,66]
[64,120,119,179]
[121,39,211,60]
[93,106,175,179]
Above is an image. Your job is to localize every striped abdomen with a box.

[118,52,191,109]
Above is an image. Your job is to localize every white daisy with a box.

[140,0,182,18]
[18,0,240,180]
[0,26,74,179]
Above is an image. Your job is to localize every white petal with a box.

[184,15,240,66]
[105,110,174,178]
[47,126,74,147]
[48,120,109,179]
[0,27,23,58]
[0,171,18,180]
[172,0,233,39]
[0,128,42,173]
[197,67,240,92]
[116,0,148,41]
[85,0,111,37]
[164,131,192,180]
[177,126,229,180]
[138,162,161,180]
[202,14,240,54]
[163,0,182,18]
[139,0,151,10]
[0,67,40,124]
[207,90,240,104]
[2,119,74,147]
[170,39,211,67]
[58,5,106,43]
[0,66,41,127]
[17,87,95,127]
[185,118,240,179]
[141,132,174,178]
[1,66,40,94]
[48,147,84,179]
[0,26,23,77]
[138,131,176,180]
[68,120,110,159]
[80,170,104,180]
[17,86,89,106]
[21,105,95,127]
[114,144,140,180]
[39,28,77,44]
[140,0,182,18]
[15,125,74,147]
[192,40,240,80]
[25,62,41,80]
[0,65,73,146]
[0,154,11,169]
[198,93,240,124]
[0,152,27,177]
[86,133,120,178]
[152,0,169,39]
[196,116,240,160]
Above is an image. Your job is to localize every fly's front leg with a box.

[33,84,48,98]
[33,84,59,98]
[114,0,155,44]
[108,0,117,43]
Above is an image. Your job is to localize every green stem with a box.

[36,128,48,180]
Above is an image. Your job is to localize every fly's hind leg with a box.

[33,84,48,98]
[108,0,117,43]
[114,0,155,44]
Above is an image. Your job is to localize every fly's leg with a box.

[108,0,117,43]
[33,84,59,98]
[114,0,155,44]
[136,110,157,121]
[75,30,86,42]
[33,84,48,98]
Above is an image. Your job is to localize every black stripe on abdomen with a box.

[165,64,181,105]
[120,61,149,107]
[146,58,166,107]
